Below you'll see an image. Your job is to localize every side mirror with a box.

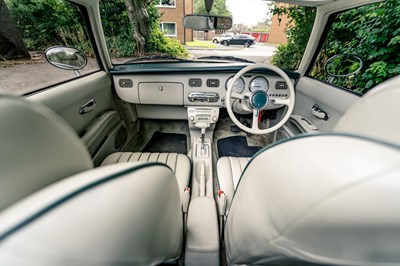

[324,54,363,79]
[45,46,87,76]
[183,15,232,31]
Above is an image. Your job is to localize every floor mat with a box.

[218,136,262,158]
[142,131,187,154]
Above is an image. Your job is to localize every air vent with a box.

[119,79,133,88]
[206,79,220,88]
[189,78,202,87]
[275,81,288,90]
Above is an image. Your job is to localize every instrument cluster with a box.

[225,75,270,94]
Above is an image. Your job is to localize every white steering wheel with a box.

[225,63,295,134]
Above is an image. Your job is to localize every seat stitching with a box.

[117,153,123,163]
[127,152,134,162]
[173,154,178,173]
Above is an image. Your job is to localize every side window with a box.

[0,0,100,95]
[309,1,400,95]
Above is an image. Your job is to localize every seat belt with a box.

[182,187,191,235]
[217,190,226,238]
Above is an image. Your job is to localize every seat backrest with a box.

[224,76,400,265]
[0,92,93,211]
[334,75,400,145]
[0,163,183,265]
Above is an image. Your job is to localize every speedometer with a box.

[249,76,269,92]
[226,76,245,94]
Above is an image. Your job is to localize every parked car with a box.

[221,34,256,47]
[1,0,400,265]
[212,33,233,43]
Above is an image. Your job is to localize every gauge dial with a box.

[249,76,269,92]
[226,76,245,94]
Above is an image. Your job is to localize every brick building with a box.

[156,0,193,44]
[268,3,290,45]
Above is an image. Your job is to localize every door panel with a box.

[27,71,126,164]
[293,77,359,131]
[28,72,116,134]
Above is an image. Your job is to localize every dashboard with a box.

[111,63,296,119]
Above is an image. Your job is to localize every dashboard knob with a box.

[212,116,217,121]
[189,116,195,121]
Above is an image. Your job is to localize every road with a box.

[187,43,277,63]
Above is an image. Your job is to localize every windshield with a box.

[100,0,315,69]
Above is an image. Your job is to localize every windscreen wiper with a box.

[198,56,254,63]
[125,55,193,63]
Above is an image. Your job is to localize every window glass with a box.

[157,0,176,7]
[160,23,177,36]
[99,1,314,67]
[309,1,400,95]
[0,0,99,95]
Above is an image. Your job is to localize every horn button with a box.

[249,90,269,110]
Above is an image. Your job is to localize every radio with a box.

[187,107,219,124]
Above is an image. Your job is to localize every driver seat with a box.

[217,76,400,265]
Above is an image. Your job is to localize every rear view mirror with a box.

[183,15,232,31]
[45,46,87,76]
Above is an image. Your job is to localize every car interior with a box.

[0,0,399,265]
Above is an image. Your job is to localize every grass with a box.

[185,40,217,48]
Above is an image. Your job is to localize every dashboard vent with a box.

[119,79,133,88]
[189,78,202,87]
[275,81,288,90]
[206,79,220,88]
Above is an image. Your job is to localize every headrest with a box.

[334,76,400,144]
[0,92,93,211]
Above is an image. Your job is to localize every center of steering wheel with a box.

[249,90,269,110]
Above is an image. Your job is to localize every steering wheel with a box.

[225,63,295,135]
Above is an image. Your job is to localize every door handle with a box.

[79,99,96,114]
[311,104,329,120]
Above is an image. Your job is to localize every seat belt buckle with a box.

[217,190,226,216]
[182,187,190,213]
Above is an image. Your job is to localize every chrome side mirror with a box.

[45,46,87,76]
[324,54,363,83]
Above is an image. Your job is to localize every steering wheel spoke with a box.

[231,92,244,100]
[252,110,259,130]
[272,97,290,106]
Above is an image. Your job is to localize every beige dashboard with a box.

[114,73,292,107]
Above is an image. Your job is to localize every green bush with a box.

[271,5,316,70]
[6,0,91,53]
[147,30,188,58]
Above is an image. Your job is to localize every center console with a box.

[185,106,220,266]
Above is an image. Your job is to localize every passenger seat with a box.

[102,152,191,200]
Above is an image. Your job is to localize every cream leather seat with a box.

[103,152,191,200]
[217,156,250,211]
[0,92,189,264]
[219,76,400,265]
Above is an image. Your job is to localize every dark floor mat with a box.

[142,131,187,154]
[218,136,262,158]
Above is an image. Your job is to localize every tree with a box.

[124,0,150,54]
[194,0,232,17]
